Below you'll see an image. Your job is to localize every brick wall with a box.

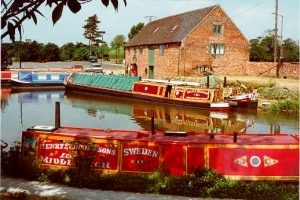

[244,62,299,78]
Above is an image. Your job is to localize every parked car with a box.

[103,54,110,61]
[88,56,98,63]
[85,63,104,73]
[71,64,84,70]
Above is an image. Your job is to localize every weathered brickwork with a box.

[125,6,250,79]
[124,6,298,80]
[246,62,299,78]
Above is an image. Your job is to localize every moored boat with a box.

[21,124,299,181]
[11,71,70,89]
[64,73,257,110]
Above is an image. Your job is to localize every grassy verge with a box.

[1,143,299,200]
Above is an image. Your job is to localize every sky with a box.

[2,0,300,47]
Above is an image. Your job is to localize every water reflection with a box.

[64,91,256,134]
[1,89,298,141]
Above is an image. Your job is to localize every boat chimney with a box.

[55,101,61,128]
[151,110,155,135]
[206,75,210,88]
[233,132,237,143]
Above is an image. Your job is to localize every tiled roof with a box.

[126,5,218,47]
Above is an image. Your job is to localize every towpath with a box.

[1,175,240,200]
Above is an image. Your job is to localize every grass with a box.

[1,143,299,200]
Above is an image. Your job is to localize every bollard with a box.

[233,132,237,143]
[151,110,155,135]
[55,101,61,128]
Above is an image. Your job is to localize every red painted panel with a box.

[159,86,164,96]
[209,148,299,176]
[1,71,12,79]
[161,144,185,175]
[23,135,119,170]
[174,87,183,99]
[133,83,159,95]
[184,89,211,100]
[121,144,159,172]
[186,146,205,174]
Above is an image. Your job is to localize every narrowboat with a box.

[64,73,258,110]
[22,124,299,181]
[11,71,71,89]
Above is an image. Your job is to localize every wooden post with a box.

[55,102,60,128]
[206,75,210,88]
[151,110,155,135]
[223,77,227,87]
[233,132,237,143]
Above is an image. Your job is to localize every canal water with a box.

[1,88,299,147]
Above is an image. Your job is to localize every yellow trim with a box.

[224,175,299,181]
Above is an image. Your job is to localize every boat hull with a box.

[11,71,70,90]
[11,79,66,89]
[65,80,211,109]
[64,74,253,110]
[22,125,299,181]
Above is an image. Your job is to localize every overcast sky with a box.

[2,0,299,46]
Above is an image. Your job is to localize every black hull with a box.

[11,80,65,90]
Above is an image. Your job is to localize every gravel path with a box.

[1,175,238,200]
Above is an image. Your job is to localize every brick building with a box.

[124,4,250,79]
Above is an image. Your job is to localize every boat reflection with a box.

[6,89,256,134]
[64,91,256,134]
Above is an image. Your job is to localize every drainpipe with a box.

[177,43,181,76]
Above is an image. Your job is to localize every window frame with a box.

[210,43,225,56]
[159,45,164,55]
[213,25,222,34]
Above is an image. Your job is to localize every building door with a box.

[148,46,155,79]
[148,66,154,79]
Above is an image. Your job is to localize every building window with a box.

[213,25,222,34]
[127,48,130,55]
[159,45,164,55]
[139,46,143,54]
[210,44,224,55]
[134,48,137,55]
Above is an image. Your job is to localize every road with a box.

[9,61,125,74]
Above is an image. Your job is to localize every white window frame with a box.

[210,44,225,56]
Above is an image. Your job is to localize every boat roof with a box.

[25,126,299,145]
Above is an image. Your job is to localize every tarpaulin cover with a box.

[18,71,32,82]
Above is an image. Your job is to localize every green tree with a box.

[22,41,44,62]
[73,46,89,61]
[82,14,104,55]
[281,38,299,62]
[60,43,76,61]
[249,38,269,61]
[110,35,125,62]
[1,0,127,42]
[250,31,299,63]
[128,22,144,40]
[44,42,60,61]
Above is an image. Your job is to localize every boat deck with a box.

[33,126,299,145]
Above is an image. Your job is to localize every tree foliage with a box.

[249,30,299,62]
[83,14,104,55]
[128,22,144,40]
[110,35,125,48]
[1,0,127,42]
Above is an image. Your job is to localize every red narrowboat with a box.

[64,73,258,110]
[22,125,299,181]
